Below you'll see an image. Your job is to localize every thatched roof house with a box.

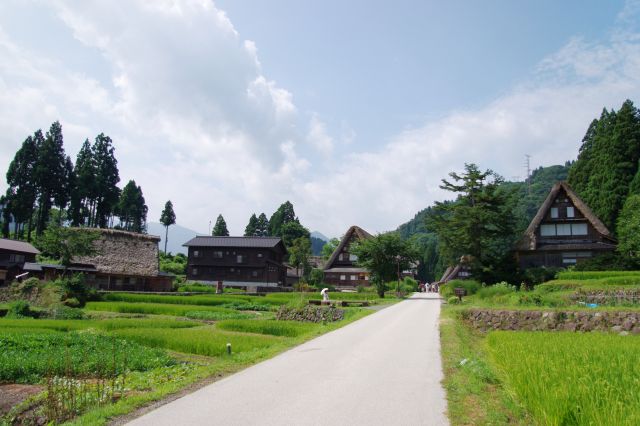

[516,182,617,269]
[324,225,372,287]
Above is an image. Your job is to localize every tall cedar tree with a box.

[617,194,640,256]
[34,122,68,235]
[269,201,298,237]
[70,139,97,226]
[255,213,270,236]
[5,134,39,239]
[568,100,640,233]
[288,237,312,279]
[160,200,176,254]
[244,213,258,236]
[212,214,229,236]
[426,163,517,283]
[281,221,310,248]
[117,180,148,233]
[92,133,120,228]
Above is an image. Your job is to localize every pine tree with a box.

[255,213,270,236]
[117,180,147,233]
[212,214,229,236]
[244,213,258,236]
[617,194,640,256]
[70,139,96,226]
[92,133,120,228]
[5,134,39,239]
[160,200,176,254]
[269,201,298,237]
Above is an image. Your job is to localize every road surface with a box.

[128,293,448,426]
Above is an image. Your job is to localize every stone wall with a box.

[463,308,640,334]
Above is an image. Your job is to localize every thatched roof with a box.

[324,225,372,270]
[518,181,613,251]
[73,228,160,276]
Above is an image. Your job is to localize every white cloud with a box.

[306,114,334,156]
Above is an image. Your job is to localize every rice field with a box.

[85,301,257,318]
[487,331,640,425]
[0,318,201,331]
[216,319,318,337]
[557,270,640,280]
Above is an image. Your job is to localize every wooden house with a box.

[0,238,39,285]
[516,182,617,269]
[323,226,372,287]
[183,236,287,289]
[23,229,173,291]
[438,256,473,283]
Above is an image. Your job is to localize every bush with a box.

[447,296,461,305]
[47,305,86,319]
[54,274,96,307]
[276,305,345,322]
[6,300,37,318]
[572,252,640,271]
[63,297,81,308]
[523,267,563,286]
[477,282,516,299]
[441,280,481,298]
[17,277,40,293]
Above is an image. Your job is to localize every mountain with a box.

[310,231,329,241]
[147,222,204,255]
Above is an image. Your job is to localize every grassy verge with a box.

[439,307,527,425]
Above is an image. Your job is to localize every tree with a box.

[426,163,517,284]
[92,133,120,228]
[70,139,96,226]
[281,221,310,248]
[617,194,640,256]
[37,225,100,273]
[288,237,312,279]
[321,238,340,260]
[5,134,39,239]
[212,214,229,236]
[244,213,258,236]
[255,213,270,236]
[117,180,148,233]
[159,200,176,254]
[351,233,419,297]
[269,201,298,237]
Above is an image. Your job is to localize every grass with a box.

[487,331,640,425]
[85,302,257,318]
[102,292,278,306]
[0,318,201,331]
[439,307,526,425]
[557,270,640,280]
[216,319,318,337]
[0,331,174,383]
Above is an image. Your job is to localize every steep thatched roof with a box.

[518,181,613,251]
[73,228,160,276]
[324,225,373,270]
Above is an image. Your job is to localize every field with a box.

[0,288,387,425]
[440,270,640,425]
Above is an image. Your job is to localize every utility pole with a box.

[524,154,532,196]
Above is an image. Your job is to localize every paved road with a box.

[128,293,448,426]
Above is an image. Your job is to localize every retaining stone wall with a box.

[463,308,640,334]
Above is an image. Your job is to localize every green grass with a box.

[102,292,278,306]
[0,318,201,331]
[557,270,640,280]
[216,319,318,337]
[439,307,526,425]
[0,331,174,383]
[183,310,256,320]
[488,331,640,425]
[85,301,256,318]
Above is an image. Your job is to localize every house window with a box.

[8,254,25,263]
[237,255,245,263]
[349,254,358,261]
[540,224,556,236]
[571,223,588,235]
[556,224,571,236]
[351,275,357,280]
[213,251,223,258]
[550,208,559,219]
[252,270,258,277]
[193,250,200,258]
[192,267,198,276]
[338,254,344,261]
[567,207,575,218]
[365,275,369,281]
[340,275,346,281]
[257,253,263,258]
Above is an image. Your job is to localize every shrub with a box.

[63,297,81,308]
[47,305,86,319]
[447,296,461,305]
[17,277,40,293]
[275,305,345,322]
[6,300,36,318]
[523,267,563,286]
[441,280,481,298]
[54,274,96,307]
[477,282,516,299]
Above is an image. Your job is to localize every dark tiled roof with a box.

[183,236,283,248]
[0,238,40,255]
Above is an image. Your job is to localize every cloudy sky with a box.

[1,0,640,238]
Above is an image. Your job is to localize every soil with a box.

[0,383,43,415]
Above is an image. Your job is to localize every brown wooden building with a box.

[324,226,372,288]
[516,182,617,269]
[0,238,39,285]
[183,236,287,288]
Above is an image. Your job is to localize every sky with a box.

[1,0,639,238]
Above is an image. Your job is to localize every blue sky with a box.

[0,1,638,238]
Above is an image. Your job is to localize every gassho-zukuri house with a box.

[324,225,372,288]
[516,181,617,269]
[183,236,287,289]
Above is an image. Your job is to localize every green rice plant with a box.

[487,331,640,425]
[177,284,216,293]
[85,302,243,317]
[0,331,174,383]
[0,318,201,332]
[216,319,318,337]
[109,327,282,357]
[476,282,516,300]
[102,292,284,306]
[184,311,256,321]
[557,270,640,280]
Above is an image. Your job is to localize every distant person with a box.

[321,288,330,303]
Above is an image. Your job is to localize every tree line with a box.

[2,121,149,240]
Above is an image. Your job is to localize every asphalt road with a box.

[127,293,448,426]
